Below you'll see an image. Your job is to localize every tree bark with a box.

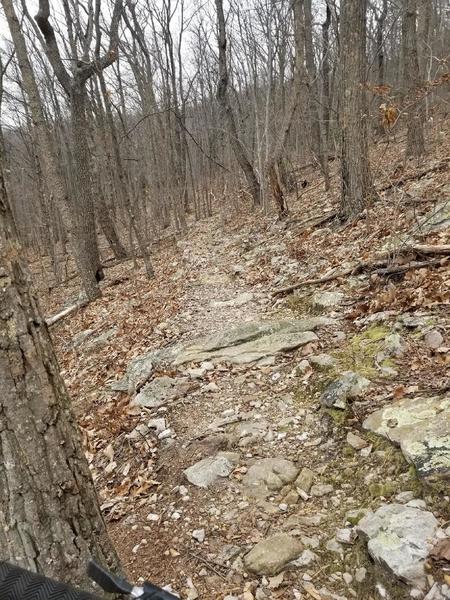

[215,0,261,207]
[339,0,376,218]
[0,159,120,591]
[402,0,426,158]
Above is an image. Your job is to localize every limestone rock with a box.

[363,395,450,483]
[311,291,344,311]
[424,330,444,349]
[174,318,333,365]
[243,458,299,499]
[295,467,315,493]
[244,533,303,575]
[321,371,371,409]
[346,431,369,450]
[310,354,337,370]
[184,452,240,488]
[132,376,176,408]
[357,503,442,588]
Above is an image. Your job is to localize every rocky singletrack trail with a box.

[49,150,450,600]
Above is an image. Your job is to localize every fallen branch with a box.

[46,301,87,327]
[272,250,449,296]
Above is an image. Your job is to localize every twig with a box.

[46,301,87,326]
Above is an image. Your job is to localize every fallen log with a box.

[45,301,87,327]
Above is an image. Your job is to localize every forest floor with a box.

[42,123,449,600]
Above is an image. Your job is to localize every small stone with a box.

[192,529,205,543]
[293,549,317,566]
[283,490,300,505]
[310,483,333,497]
[343,573,353,585]
[336,528,356,545]
[355,567,367,583]
[204,382,219,392]
[406,499,427,510]
[244,533,303,575]
[146,513,159,522]
[310,354,336,370]
[326,538,343,555]
[424,330,444,349]
[395,491,415,503]
[297,359,311,373]
[346,431,369,450]
[158,428,173,440]
[295,467,315,493]
[278,503,288,512]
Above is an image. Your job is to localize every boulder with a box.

[184,452,240,488]
[363,395,450,484]
[243,458,299,499]
[321,371,371,409]
[132,376,177,408]
[244,533,303,575]
[174,318,333,365]
[357,503,442,588]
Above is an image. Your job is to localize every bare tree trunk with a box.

[402,0,426,158]
[0,159,120,591]
[215,0,261,207]
[339,0,376,219]
[376,0,388,85]
[321,2,331,190]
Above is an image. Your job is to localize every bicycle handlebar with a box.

[0,561,179,600]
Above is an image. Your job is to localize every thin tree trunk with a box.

[215,0,261,207]
[0,158,120,591]
[402,0,426,158]
[339,0,377,218]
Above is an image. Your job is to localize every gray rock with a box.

[211,292,254,308]
[357,503,441,587]
[311,291,344,311]
[174,318,333,365]
[242,458,299,499]
[321,371,371,409]
[354,567,367,583]
[114,347,178,394]
[346,431,369,450]
[424,330,444,349]
[132,376,177,408]
[382,333,405,357]
[415,200,450,234]
[244,533,303,575]
[326,538,343,555]
[310,354,337,370]
[310,483,333,497]
[86,327,117,350]
[295,467,315,493]
[72,328,94,348]
[363,395,450,483]
[184,452,240,488]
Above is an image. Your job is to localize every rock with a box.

[346,432,369,450]
[174,318,333,365]
[296,359,311,373]
[354,567,367,583]
[382,333,405,357]
[132,376,177,408]
[424,330,444,350]
[86,327,117,351]
[283,490,300,505]
[416,200,450,233]
[242,458,299,499]
[326,538,343,555]
[147,418,167,434]
[184,452,240,488]
[293,549,317,567]
[187,366,207,379]
[320,371,371,409]
[244,533,303,575]
[311,291,344,311]
[336,528,356,545]
[310,354,336,370]
[357,503,442,587]
[192,529,205,543]
[342,573,353,585]
[406,499,427,510]
[72,328,94,348]
[295,467,315,494]
[363,395,450,484]
[310,483,333,497]
[211,292,254,308]
[395,491,415,504]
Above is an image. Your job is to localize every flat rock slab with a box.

[363,395,450,484]
[184,452,240,488]
[242,457,299,499]
[244,533,303,575]
[174,318,333,365]
[110,347,178,394]
[131,376,187,409]
[357,503,442,588]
